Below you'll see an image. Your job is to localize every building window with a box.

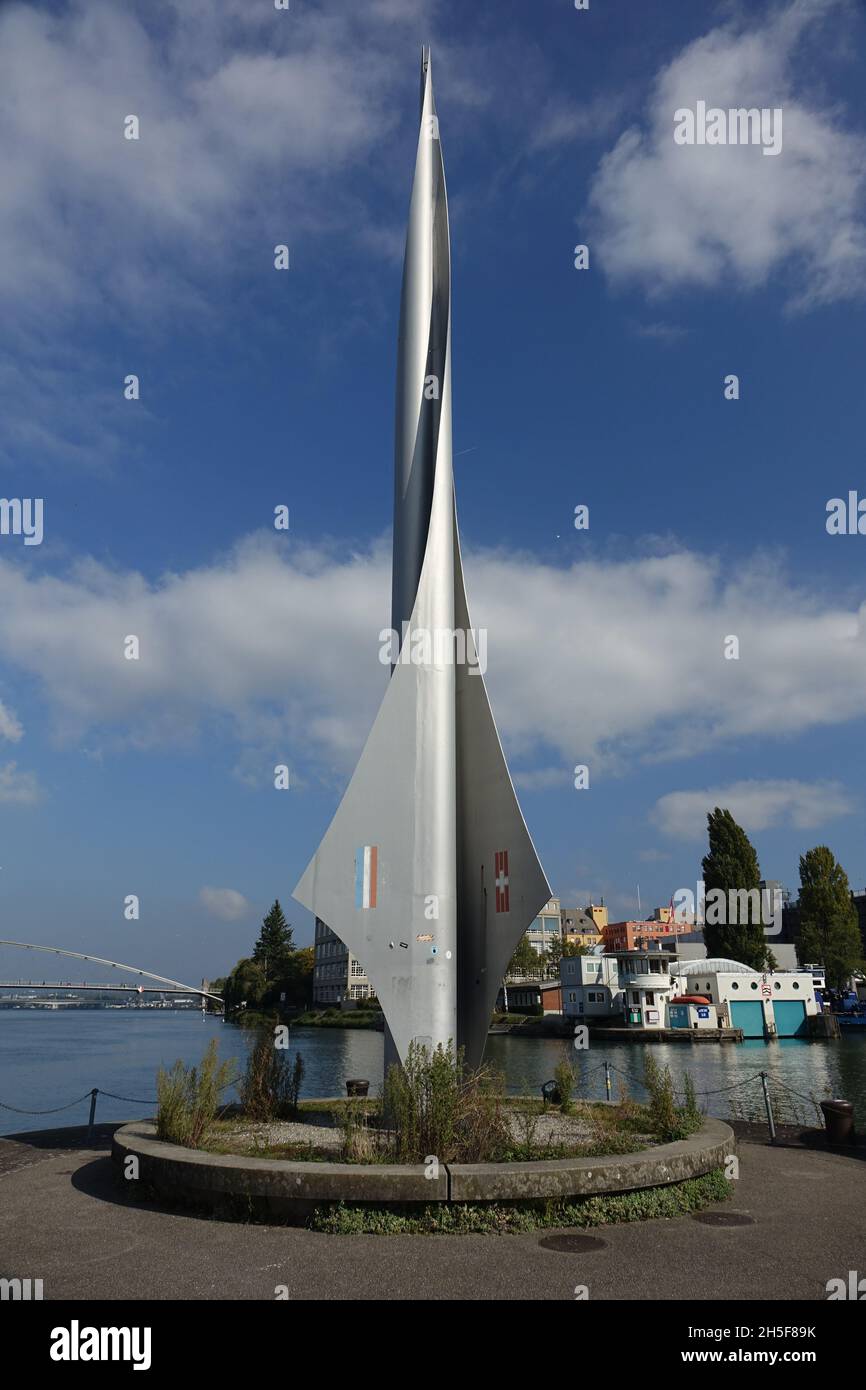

[646,992,655,1005]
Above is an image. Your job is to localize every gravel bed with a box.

[214,1105,645,1154]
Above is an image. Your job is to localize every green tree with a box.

[796,846,863,990]
[264,945,315,1010]
[507,935,541,978]
[223,957,268,1014]
[701,807,771,969]
[546,936,564,972]
[561,938,587,958]
[252,900,295,978]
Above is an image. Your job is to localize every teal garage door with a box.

[773,1000,807,1037]
[730,1000,765,1038]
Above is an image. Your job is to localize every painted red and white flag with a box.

[494,850,510,914]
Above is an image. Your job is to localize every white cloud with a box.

[199,886,251,922]
[0,536,865,779]
[638,848,671,863]
[630,320,688,343]
[527,93,625,154]
[653,778,858,840]
[0,0,417,329]
[512,766,571,792]
[588,0,866,309]
[0,761,41,804]
[0,701,23,743]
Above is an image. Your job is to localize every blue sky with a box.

[1,0,865,984]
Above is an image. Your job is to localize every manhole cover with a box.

[692,1211,755,1227]
[538,1233,607,1253]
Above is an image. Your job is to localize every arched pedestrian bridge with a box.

[0,940,223,1005]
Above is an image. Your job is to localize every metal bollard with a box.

[604,1062,612,1100]
[87,1088,98,1141]
[759,1071,776,1143]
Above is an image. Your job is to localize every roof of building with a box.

[670,958,759,976]
[561,909,598,932]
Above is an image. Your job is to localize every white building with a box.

[617,949,674,1029]
[560,951,621,1020]
[670,959,818,1038]
[667,996,719,1031]
[560,947,675,1028]
[313,917,371,1006]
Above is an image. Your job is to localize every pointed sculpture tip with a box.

[419,45,432,117]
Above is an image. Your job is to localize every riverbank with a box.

[231,1008,384,1030]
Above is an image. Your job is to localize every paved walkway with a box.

[1,1123,863,1300]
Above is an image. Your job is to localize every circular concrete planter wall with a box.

[112,1118,734,1224]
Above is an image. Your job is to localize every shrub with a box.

[156,1039,236,1147]
[310,1168,732,1235]
[554,1057,575,1113]
[643,1054,702,1142]
[240,1029,305,1121]
[339,1098,382,1163]
[643,1052,680,1140]
[382,1040,509,1164]
[682,1071,703,1129]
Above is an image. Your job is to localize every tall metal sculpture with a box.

[293,49,550,1071]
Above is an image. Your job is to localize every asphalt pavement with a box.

[1,1123,863,1301]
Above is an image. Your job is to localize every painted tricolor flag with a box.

[494,849,510,914]
[355,845,378,910]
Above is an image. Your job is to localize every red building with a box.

[603,919,693,953]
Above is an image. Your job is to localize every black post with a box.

[87,1088,98,1141]
[759,1071,776,1143]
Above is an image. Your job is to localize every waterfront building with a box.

[670,959,819,1038]
[617,949,675,1028]
[497,979,562,1014]
[561,947,676,1028]
[667,996,719,1030]
[560,952,621,1020]
[312,917,371,1007]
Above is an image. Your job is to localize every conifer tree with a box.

[252,900,295,980]
[797,846,863,990]
[701,808,770,969]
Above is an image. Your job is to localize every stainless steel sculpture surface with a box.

[293,48,550,1070]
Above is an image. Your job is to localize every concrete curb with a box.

[112,1118,734,1220]
[449,1118,733,1200]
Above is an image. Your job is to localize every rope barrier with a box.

[0,1091,95,1116]
[763,1075,823,1107]
[97,1090,156,1105]
[0,1068,830,1146]
[0,1073,238,1121]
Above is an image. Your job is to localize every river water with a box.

[1,1010,864,1135]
